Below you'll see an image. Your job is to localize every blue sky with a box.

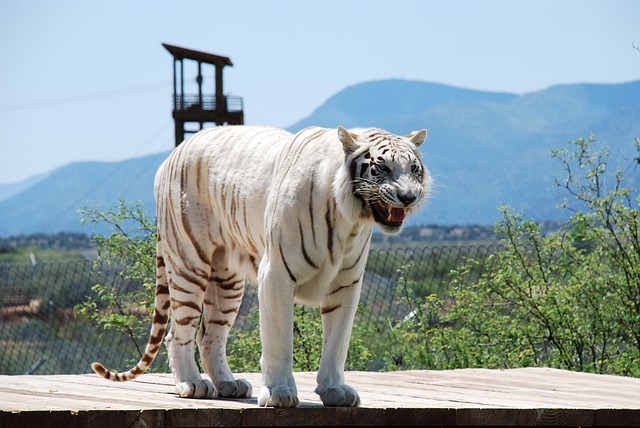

[1,0,639,185]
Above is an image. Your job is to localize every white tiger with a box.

[92,125,431,407]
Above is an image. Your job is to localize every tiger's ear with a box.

[338,126,360,155]
[405,129,427,147]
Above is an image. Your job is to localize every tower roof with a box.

[162,43,234,67]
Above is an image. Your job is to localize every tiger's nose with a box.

[398,193,417,206]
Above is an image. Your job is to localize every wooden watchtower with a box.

[163,43,244,147]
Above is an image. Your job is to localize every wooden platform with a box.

[2,368,640,427]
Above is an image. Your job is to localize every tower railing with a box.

[172,95,243,112]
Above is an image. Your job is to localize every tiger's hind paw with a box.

[215,379,252,398]
[176,379,216,398]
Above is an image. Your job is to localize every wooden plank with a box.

[345,369,640,409]
[1,369,640,427]
[2,369,638,410]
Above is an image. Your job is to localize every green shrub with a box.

[384,136,640,377]
[75,200,164,369]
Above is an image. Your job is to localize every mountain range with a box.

[1,79,639,237]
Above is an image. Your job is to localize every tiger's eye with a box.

[379,164,392,174]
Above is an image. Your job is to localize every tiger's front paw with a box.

[215,379,253,398]
[258,385,299,407]
[176,379,216,398]
[318,384,360,407]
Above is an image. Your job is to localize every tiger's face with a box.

[338,126,431,235]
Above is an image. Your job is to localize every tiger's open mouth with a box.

[370,200,407,228]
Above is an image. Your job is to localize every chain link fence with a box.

[0,244,501,375]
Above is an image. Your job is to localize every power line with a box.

[0,81,171,113]
[69,120,173,207]
[43,121,174,232]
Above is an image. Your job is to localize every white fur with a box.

[149,125,429,407]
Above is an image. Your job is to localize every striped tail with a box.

[92,255,170,382]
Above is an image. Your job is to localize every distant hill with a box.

[0,79,638,236]
[0,173,49,203]
[0,152,169,236]
[289,79,640,226]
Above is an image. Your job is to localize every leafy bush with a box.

[75,200,164,369]
[385,136,640,376]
